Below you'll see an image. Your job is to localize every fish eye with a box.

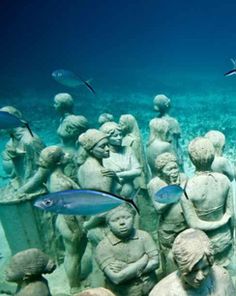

[42,199,53,207]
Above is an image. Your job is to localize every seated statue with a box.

[205,130,235,181]
[147,152,187,275]
[152,94,183,169]
[95,205,159,296]
[0,106,45,196]
[100,122,141,198]
[146,118,175,176]
[182,137,233,267]
[5,248,56,296]
[149,229,235,296]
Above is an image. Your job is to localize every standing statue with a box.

[153,94,183,169]
[0,106,45,193]
[147,152,187,275]
[100,122,141,198]
[205,130,235,181]
[146,118,175,176]
[5,248,56,296]
[182,137,233,266]
[149,229,235,296]
[95,205,159,296]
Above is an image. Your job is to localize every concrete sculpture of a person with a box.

[100,122,141,198]
[146,118,175,176]
[0,106,45,192]
[95,205,159,296]
[205,130,235,181]
[182,137,233,266]
[147,152,187,275]
[5,248,56,296]
[149,229,235,296]
[153,94,183,169]
[98,113,115,126]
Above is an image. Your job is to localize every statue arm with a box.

[181,196,230,230]
[104,254,148,285]
[17,167,49,194]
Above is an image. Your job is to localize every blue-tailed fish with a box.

[224,58,236,77]
[0,111,33,137]
[34,189,139,215]
[52,69,96,95]
[154,184,185,204]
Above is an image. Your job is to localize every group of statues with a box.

[1,93,236,295]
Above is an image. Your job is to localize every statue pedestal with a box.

[0,195,43,255]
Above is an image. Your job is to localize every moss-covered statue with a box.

[149,229,235,296]
[205,130,235,181]
[95,205,159,296]
[182,137,233,267]
[5,248,56,296]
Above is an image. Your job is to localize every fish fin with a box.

[183,180,189,200]
[230,58,236,68]
[21,121,34,137]
[92,189,140,214]
[77,75,96,95]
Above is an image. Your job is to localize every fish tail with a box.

[24,122,34,137]
[127,199,140,214]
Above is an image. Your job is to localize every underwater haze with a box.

[1,0,236,294]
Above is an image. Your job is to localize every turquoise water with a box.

[1,0,236,294]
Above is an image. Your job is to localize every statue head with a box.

[119,114,139,135]
[59,114,89,140]
[106,204,136,239]
[153,94,171,115]
[5,248,56,282]
[172,229,214,289]
[205,130,225,156]
[75,287,116,296]
[100,122,122,147]
[148,118,170,143]
[0,106,23,119]
[54,93,74,114]
[98,113,114,126]
[38,146,65,169]
[155,152,179,183]
[188,137,215,171]
[78,129,109,159]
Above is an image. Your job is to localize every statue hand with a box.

[101,169,118,179]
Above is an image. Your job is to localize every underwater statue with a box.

[95,204,159,296]
[100,122,141,198]
[205,130,235,181]
[153,94,183,169]
[147,152,187,275]
[98,113,115,126]
[146,118,175,177]
[74,287,116,296]
[0,106,45,196]
[119,113,150,188]
[5,248,56,296]
[149,228,235,296]
[182,137,233,267]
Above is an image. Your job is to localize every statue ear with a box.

[23,272,32,280]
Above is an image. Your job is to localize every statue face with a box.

[108,210,134,239]
[108,129,122,146]
[181,255,211,289]
[119,120,129,133]
[162,161,179,183]
[91,138,109,159]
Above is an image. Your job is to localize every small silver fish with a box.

[52,69,96,95]
[154,184,184,204]
[224,58,236,77]
[34,189,139,215]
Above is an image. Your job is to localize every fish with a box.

[34,189,139,215]
[224,58,236,77]
[154,184,185,204]
[52,69,96,95]
[0,111,34,137]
